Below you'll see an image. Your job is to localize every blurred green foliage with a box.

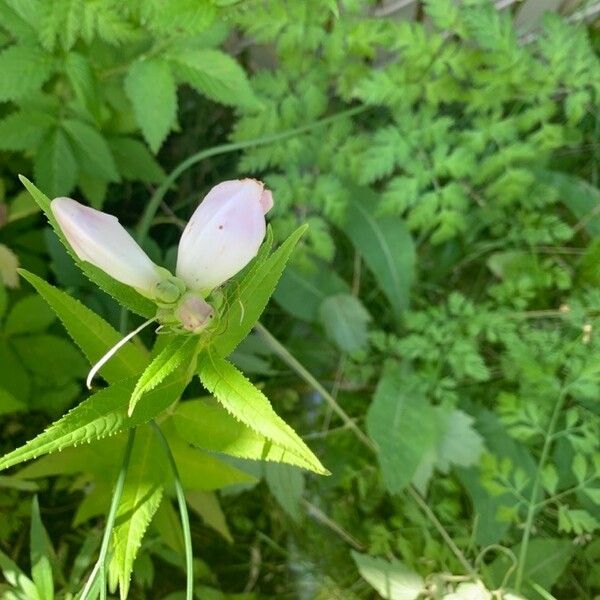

[2,0,600,598]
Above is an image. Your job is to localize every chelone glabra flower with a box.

[51,178,273,335]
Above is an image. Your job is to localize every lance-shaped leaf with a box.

[173,399,323,472]
[212,224,306,358]
[197,349,327,475]
[20,270,147,384]
[30,497,54,600]
[19,176,155,318]
[129,336,198,415]
[0,373,186,472]
[108,427,164,600]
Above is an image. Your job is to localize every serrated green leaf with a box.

[129,336,197,416]
[34,128,78,198]
[19,178,156,318]
[108,137,165,183]
[0,110,54,151]
[5,295,55,336]
[125,59,177,153]
[169,48,259,109]
[30,497,54,600]
[108,427,164,600]
[0,373,186,472]
[0,44,53,101]
[64,52,101,120]
[173,399,320,472]
[62,118,120,182]
[19,271,148,384]
[213,224,307,358]
[197,349,327,475]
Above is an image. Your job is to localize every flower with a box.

[176,179,273,292]
[51,179,272,333]
[51,197,163,296]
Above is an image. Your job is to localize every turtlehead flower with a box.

[51,179,272,334]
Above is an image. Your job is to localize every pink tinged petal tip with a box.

[50,197,161,295]
[175,179,272,291]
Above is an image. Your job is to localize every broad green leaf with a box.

[163,422,256,491]
[169,49,259,109]
[62,119,120,183]
[487,538,574,593]
[0,44,53,101]
[5,295,55,336]
[173,399,322,472]
[34,128,78,197]
[0,110,54,151]
[366,362,439,493]
[152,500,184,555]
[343,190,415,320]
[0,340,30,401]
[434,408,484,473]
[108,137,165,183]
[30,497,54,600]
[0,244,19,288]
[0,547,40,600]
[129,336,197,416]
[536,169,600,236]
[351,552,424,600]
[186,491,232,543]
[264,462,304,522]
[0,387,26,416]
[125,59,177,153]
[108,427,164,600]
[0,373,186,472]
[318,293,371,353]
[19,271,148,384]
[13,334,87,385]
[213,225,307,358]
[18,179,156,318]
[197,350,327,475]
[274,260,349,322]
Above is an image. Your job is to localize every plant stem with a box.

[515,390,567,591]
[151,421,194,600]
[255,322,476,576]
[80,429,136,600]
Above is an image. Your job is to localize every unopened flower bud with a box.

[175,294,214,333]
[176,179,272,292]
[51,197,161,297]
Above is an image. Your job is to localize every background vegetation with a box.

[2,0,600,598]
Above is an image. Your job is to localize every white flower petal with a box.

[51,197,161,295]
[176,179,270,291]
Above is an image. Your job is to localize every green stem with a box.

[254,322,475,576]
[80,429,136,600]
[151,421,194,600]
[515,390,567,591]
